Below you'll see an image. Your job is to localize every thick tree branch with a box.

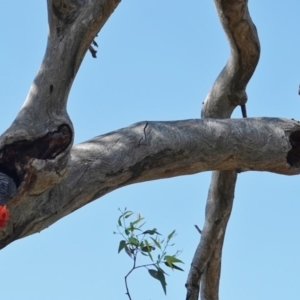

[0,3,290,299]
[200,230,226,299]
[199,172,236,300]
[201,0,260,119]
[186,0,260,299]
[0,117,299,248]
[186,171,237,300]
[0,0,120,205]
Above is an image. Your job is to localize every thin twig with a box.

[241,104,247,118]
[125,254,137,300]
[194,225,202,234]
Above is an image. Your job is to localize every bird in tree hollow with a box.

[0,173,17,227]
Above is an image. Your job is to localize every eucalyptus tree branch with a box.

[201,232,226,299]
[201,0,260,119]
[186,0,260,299]
[196,171,237,300]
[125,255,136,300]
[0,117,299,248]
[0,0,120,210]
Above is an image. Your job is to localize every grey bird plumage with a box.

[0,172,17,205]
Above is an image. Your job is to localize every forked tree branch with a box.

[0,0,120,221]
[186,0,260,299]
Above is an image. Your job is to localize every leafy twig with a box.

[114,208,184,299]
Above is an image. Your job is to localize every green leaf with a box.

[118,215,123,227]
[117,209,133,227]
[156,266,168,275]
[167,230,176,240]
[141,245,155,252]
[164,255,184,264]
[150,237,161,249]
[131,216,144,226]
[164,262,184,271]
[129,223,134,232]
[148,269,167,295]
[142,228,161,235]
[124,212,134,219]
[125,246,133,258]
[164,255,184,270]
[128,237,139,246]
[118,240,126,253]
[145,240,153,261]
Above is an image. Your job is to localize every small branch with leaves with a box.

[114,208,184,299]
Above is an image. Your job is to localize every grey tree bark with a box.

[186,1,260,299]
[0,0,298,299]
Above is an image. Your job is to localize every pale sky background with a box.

[0,1,300,299]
